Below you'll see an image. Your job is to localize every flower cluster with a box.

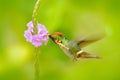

[24,21,48,47]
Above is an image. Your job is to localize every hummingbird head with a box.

[49,32,64,43]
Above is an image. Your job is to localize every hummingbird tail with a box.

[77,51,100,59]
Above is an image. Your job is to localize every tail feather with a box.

[76,51,100,59]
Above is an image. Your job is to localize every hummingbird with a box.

[49,32,101,61]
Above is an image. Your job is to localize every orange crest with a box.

[51,32,64,36]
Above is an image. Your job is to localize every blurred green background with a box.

[0,0,120,80]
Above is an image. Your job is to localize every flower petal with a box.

[24,30,32,42]
[38,24,48,34]
[27,21,33,32]
[24,21,49,47]
[32,35,42,47]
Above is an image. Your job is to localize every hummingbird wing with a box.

[76,33,105,48]
[77,39,99,48]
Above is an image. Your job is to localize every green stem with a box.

[32,0,41,80]
[34,48,39,80]
[32,0,41,34]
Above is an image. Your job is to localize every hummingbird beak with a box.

[48,34,51,38]
[49,35,54,41]
[49,34,59,43]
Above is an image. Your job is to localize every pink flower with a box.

[24,21,49,47]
